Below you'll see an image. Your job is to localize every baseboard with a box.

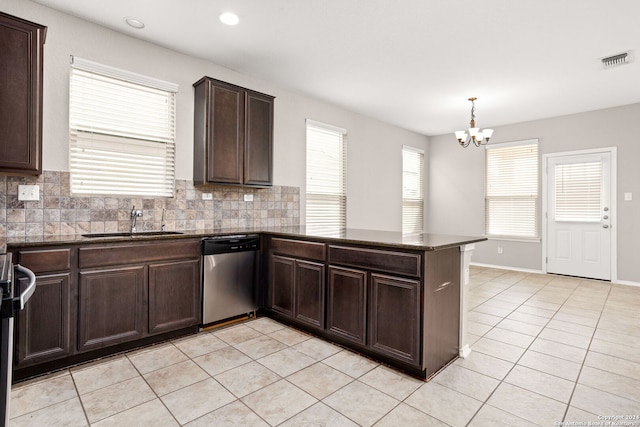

[614,279,640,288]
[471,262,640,288]
[470,262,542,275]
[459,344,471,359]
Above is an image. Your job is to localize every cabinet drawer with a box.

[79,239,200,269]
[328,245,421,278]
[269,238,326,261]
[18,248,71,273]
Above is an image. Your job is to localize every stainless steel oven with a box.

[1,254,36,426]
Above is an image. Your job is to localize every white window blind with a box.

[485,140,539,239]
[306,120,347,234]
[69,56,177,197]
[402,146,424,234]
[555,161,601,222]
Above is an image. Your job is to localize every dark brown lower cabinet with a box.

[10,238,202,380]
[14,248,73,368]
[369,274,420,366]
[148,259,201,334]
[270,255,325,329]
[326,266,367,346]
[270,255,295,317]
[16,273,72,367]
[295,260,324,328]
[267,238,463,378]
[78,266,146,352]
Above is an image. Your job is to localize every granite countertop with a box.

[4,226,486,252]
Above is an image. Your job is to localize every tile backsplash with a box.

[0,171,300,239]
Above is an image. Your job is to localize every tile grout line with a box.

[204,322,283,426]
[199,323,288,426]
[68,368,92,426]
[462,272,612,425]
[464,272,560,426]
[559,280,614,423]
[10,272,639,426]
[126,342,184,427]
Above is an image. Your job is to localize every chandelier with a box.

[454,97,493,147]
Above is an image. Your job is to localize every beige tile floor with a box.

[9,266,640,426]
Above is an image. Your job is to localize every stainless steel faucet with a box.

[130,206,143,233]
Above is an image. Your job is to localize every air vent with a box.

[601,52,630,69]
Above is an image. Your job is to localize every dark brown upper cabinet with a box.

[0,12,46,175]
[193,77,274,187]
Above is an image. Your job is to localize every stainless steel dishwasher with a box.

[201,235,260,326]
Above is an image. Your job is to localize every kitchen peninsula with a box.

[6,227,485,381]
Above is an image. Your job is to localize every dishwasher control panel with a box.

[202,235,260,255]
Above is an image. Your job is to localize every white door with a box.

[546,151,612,280]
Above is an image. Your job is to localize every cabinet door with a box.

[78,266,145,352]
[15,273,73,367]
[270,255,295,317]
[207,80,244,184]
[369,274,420,366]
[148,259,201,334]
[327,266,367,345]
[0,12,46,175]
[295,260,325,329]
[244,91,274,186]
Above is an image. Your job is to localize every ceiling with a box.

[32,0,640,136]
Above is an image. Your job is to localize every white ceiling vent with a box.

[601,51,631,69]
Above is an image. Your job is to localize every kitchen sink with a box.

[82,231,184,238]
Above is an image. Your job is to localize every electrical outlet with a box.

[18,185,40,201]
[624,192,633,201]
[497,246,503,255]
[244,194,254,202]
[201,193,213,200]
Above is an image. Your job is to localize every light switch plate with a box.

[624,192,633,201]
[244,194,254,202]
[18,185,40,201]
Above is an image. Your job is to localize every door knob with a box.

[603,224,610,229]
[603,215,609,220]
[604,207,609,211]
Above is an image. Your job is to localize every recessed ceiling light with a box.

[125,17,145,29]
[219,12,239,26]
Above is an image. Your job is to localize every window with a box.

[485,139,539,239]
[305,120,347,233]
[554,161,601,222]
[69,56,177,197]
[402,146,424,234]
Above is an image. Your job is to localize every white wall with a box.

[6,0,428,232]
[428,103,640,283]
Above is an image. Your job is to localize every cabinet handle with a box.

[435,281,452,292]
